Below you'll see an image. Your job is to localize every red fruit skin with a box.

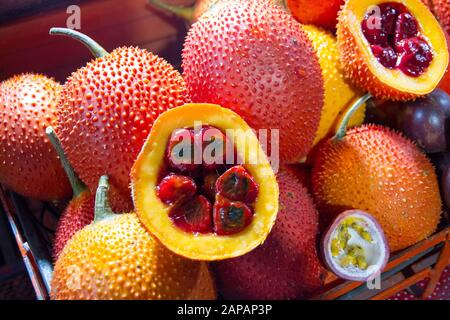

[53,191,95,260]
[212,167,326,299]
[0,74,71,201]
[57,47,190,212]
[182,0,324,164]
[286,0,344,30]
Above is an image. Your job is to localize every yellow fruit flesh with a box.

[302,25,365,146]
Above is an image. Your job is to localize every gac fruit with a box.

[429,0,450,34]
[337,0,449,100]
[182,0,324,163]
[286,0,345,30]
[51,176,216,300]
[302,25,365,149]
[439,30,450,94]
[312,124,441,252]
[131,104,279,261]
[0,74,71,200]
[50,28,189,212]
[212,167,326,299]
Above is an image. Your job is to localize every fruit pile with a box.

[1,0,449,300]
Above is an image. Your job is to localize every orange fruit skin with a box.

[51,214,216,300]
[0,74,71,200]
[312,125,441,252]
[53,191,95,261]
[57,47,189,212]
[212,167,326,299]
[182,0,324,163]
[286,0,344,30]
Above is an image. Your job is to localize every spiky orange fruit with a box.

[286,0,345,30]
[0,74,71,200]
[54,29,190,212]
[337,0,449,101]
[182,0,324,163]
[430,0,450,34]
[212,167,326,299]
[53,191,94,260]
[312,125,441,252]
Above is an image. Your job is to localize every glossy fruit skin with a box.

[337,0,449,100]
[51,214,216,300]
[312,125,441,252]
[212,167,326,299]
[182,0,324,163]
[442,165,450,209]
[131,104,279,261]
[57,47,189,212]
[0,74,71,200]
[286,0,344,30]
[53,191,95,261]
[301,25,365,148]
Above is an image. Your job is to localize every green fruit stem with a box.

[94,175,115,223]
[49,28,108,58]
[334,93,372,140]
[148,0,195,21]
[46,126,87,198]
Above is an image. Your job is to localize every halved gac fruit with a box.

[131,104,279,261]
[337,0,449,100]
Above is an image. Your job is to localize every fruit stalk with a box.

[334,93,372,140]
[148,0,195,21]
[49,28,108,58]
[94,175,115,222]
[46,126,86,198]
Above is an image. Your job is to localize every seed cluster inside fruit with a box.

[156,126,258,235]
[361,2,434,77]
[330,217,378,271]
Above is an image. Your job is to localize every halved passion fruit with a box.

[322,210,390,282]
[337,0,449,100]
[131,104,279,260]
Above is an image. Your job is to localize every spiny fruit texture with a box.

[51,214,216,300]
[182,0,324,163]
[312,125,441,252]
[57,47,189,212]
[429,0,450,34]
[212,167,326,299]
[301,25,365,148]
[53,191,95,261]
[286,0,344,30]
[0,74,71,200]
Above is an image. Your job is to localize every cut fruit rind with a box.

[322,210,390,282]
[131,103,279,261]
[337,0,449,100]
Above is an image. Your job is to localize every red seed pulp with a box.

[157,126,259,235]
[361,2,433,77]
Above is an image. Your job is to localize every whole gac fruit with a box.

[51,176,216,300]
[212,167,326,299]
[286,0,345,30]
[182,0,324,163]
[0,74,71,200]
[51,28,189,212]
[312,124,441,252]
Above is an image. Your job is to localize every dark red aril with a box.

[170,195,212,233]
[166,128,198,173]
[157,174,197,205]
[195,125,227,171]
[202,172,220,201]
[371,45,398,69]
[394,12,419,44]
[216,165,258,204]
[397,37,433,77]
[213,196,253,236]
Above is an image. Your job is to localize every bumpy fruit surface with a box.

[182,0,324,163]
[212,167,326,299]
[0,74,71,200]
[337,0,449,100]
[51,213,215,300]
[53,191,95,260]
[286,0,344,30]
[312,125,441,251]
[302,25,365,148]
[429,0,450,34]
[131,104,279,261]
[57,47,189,211]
